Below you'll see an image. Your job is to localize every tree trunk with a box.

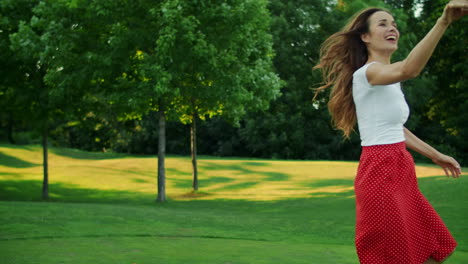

[156,109,166,203]
[191,113,198,191]
[42,125,49,200]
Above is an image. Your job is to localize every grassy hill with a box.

[1,144,467,263]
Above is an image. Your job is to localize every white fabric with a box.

[352,62,410,146]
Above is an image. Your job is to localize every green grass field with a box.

[0,144,467,263]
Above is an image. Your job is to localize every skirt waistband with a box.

[361,141,406,152]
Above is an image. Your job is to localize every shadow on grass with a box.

[199,177,233,186]
[215,181,259,191]
[0,177,355,206]
[167,167,191,177]
[199,161,290,182]
[0,179,358,225]
[132,178,152,184]
[0,144,39,151]
[264,171,289,181]
[49,147,147,160]
[0,151,39,168]
[305,179,355,188]
[241,161,270,167]
[172,178,193,189]
[170,177,264,193]
[0,179,155,205]
[172,176,244,191]
[1,176,465,207]
[0,171,30,179]
[169,162,289,191]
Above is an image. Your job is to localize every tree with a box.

[0,0,38,143]
[8,0,59,200]
[152,0,282,191]
[36,0,177,202]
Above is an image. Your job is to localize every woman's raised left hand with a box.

[439,0,468,25]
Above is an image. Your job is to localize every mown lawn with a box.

[0,144,467,263]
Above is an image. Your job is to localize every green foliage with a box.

[0,0,466,164]
[6,0,77,137]
[234,0,350,160]
[160,0,282,124]
[24,0,279,150]
[0,0,39,141]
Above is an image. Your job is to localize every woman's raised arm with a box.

[367,0,467,85]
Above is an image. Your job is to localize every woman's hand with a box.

[432,153,462,178]
[439,0,468,25]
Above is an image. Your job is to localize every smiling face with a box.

[360,11,400,56]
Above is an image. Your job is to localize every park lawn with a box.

[0,144,467,264]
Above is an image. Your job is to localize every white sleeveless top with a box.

[352,62,410,146]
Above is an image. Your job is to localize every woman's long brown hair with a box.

[314,8,389,138]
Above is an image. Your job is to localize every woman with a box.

[314,1,466,263]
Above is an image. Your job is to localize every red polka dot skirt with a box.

[355,142,457,264]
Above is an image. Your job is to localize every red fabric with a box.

[354,141,457,264]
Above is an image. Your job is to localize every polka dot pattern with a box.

[354,141,457,264]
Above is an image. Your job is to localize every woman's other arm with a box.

[404,127,461,178]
